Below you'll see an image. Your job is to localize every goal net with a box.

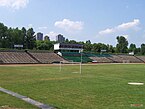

[59,61,82,74]
[122,60,130,63]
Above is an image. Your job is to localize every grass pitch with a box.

[0,64,145,109]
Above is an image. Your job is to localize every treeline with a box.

[0,22,55,50]
[63,37,144,55]
[0,22,145,55]
[0,23,35,49]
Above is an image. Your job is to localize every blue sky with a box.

[0,0,145,47]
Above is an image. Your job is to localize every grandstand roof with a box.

[54,43,83,51]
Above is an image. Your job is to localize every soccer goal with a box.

[123,60,130,63]
[59,61,82,74]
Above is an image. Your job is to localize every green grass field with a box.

[0,64,145,109]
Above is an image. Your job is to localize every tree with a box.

[86,40,91,44]
[116,36,128,53]
[7,27,14,48]
[36,40,53,50]
[108,45,115,53]
[135,47,141,55]
[129,43,136,53]
[44,35,50,41]
[0,22,36,49]
[92,43,100,52]
[12,27,23,45]
[26,28,36,49]
[21,27,27,48]
[78,41,84,45]
[69,40,77,44]
[0,23,8,48]
[64,38,69,43]
[99,43,108,52]
[141,44,145,55]
[84,40,92,51]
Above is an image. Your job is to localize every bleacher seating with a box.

[0,50,145,64]
[85,53,111,57]
[63,56,92,63]
[85,53,113,63]
[86,53,144,63]
[118,55,142,63]
[108,55,143,63]
[135,56,145,63]
[0,51,38,64]
[108,55,124,63]
[29,52,66,63]
[89,56,113,63]
[61,52,81,56]
[0,60,3,63]
[61,52,93,63]
[83,53,96,57]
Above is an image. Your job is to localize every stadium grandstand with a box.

[54,43,92,63]
[0,50,66,64]
[28,51,66,64]
[0,50,38,64]
[86,53,144,63]
[0,43,145,64]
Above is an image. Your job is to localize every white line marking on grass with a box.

[131,104,143,107]
[128,82,144,85]
[0,87,55,109]
[72,72,79,74]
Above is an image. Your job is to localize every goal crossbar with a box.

[59,61,82,74]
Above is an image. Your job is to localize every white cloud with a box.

[0,0,29,10]
[55,19,84,32]
[117,19,139,30]
[47,31,58,37]
[122,35,129,39]
[46,31,59,41]
[99,28,115,35]
[99,19,140,35]
[28,24,33,28]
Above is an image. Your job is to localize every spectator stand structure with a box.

[54,43,92,63]
[0,50,67,64]
[0,50,38,64]
[85,53,113,63]
[0,49,145,64]
[28,50,66,64]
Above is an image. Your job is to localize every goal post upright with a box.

[59,61,82,74]
[80,62,82,74]
[80,49,83,74]
[59,61,62,72]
